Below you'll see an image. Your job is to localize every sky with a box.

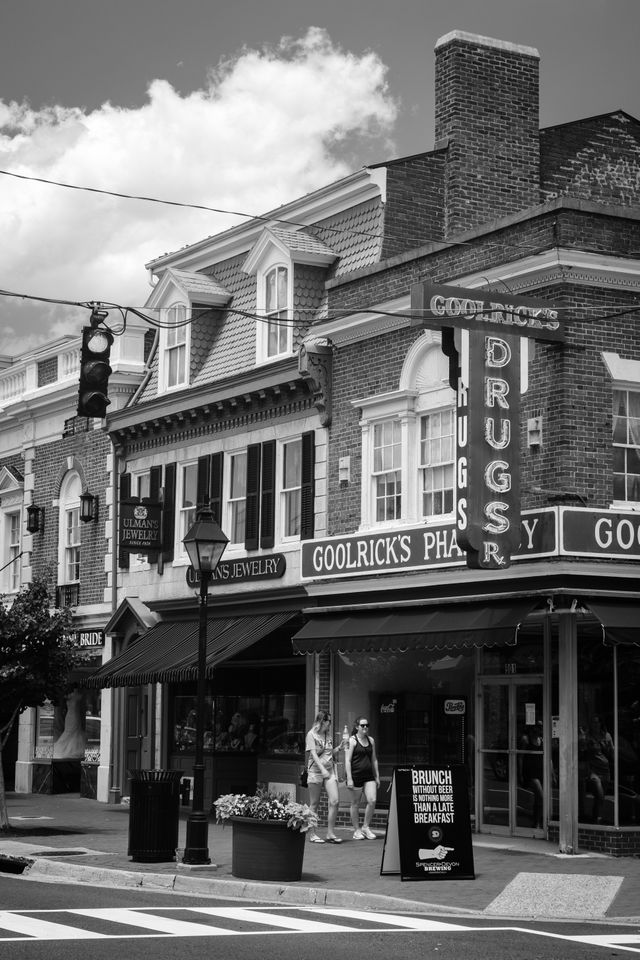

[0,0,638,354]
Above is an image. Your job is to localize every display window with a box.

[168,662,305,758]
[34,685,102,761]
[335,647,475,808]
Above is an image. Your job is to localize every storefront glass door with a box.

[480,678,545,836]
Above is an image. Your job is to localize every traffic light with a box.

[77,324,114,418]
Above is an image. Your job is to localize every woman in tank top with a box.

[344,716,380,840]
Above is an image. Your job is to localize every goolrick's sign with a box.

[119,499,162,552]
[300,508,640,580]
[411,282,564,571]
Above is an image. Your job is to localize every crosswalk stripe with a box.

[568,934,640,948]
[190,907,356,932]
[311,907,470,930]
[0,911,104,940]
[70,908,234,937]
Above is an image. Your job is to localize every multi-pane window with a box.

[179,463,198,541]
[229,452,247,544]
[7,511,20,592]
[134,472,150,500]
[282,439,302,537]
[265,266,289,357]
[420,409,455,518]
[165,304,187,388]
[613,389,640,503]
[65,506,81,582]
[373,420,402,522]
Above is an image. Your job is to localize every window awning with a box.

[583,600,640,646]
[291,599,539,655]
[88,612,294,688]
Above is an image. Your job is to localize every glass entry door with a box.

[480,678,545,836]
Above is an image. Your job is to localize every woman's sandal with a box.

[309,835,325,843]
[325,836,343,843]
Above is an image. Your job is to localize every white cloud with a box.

[0,28,397,353]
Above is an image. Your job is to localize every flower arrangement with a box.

[213,785,318,833]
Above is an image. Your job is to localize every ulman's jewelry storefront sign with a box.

[301,507,640,580]
[119,499,163,552]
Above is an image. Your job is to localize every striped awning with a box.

[292,599,539,655]
[88,612,294,687]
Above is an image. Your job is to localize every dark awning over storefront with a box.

[88,612,294,687]
[292,598,539,655]
[584,600,640,646]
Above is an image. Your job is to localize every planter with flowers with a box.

[214,787,318,881]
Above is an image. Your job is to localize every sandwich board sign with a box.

[381,765,474,881]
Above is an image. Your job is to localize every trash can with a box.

[127,769,183,863]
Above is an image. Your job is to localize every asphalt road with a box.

[1,875,639,959]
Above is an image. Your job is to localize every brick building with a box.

[0,326,147,798]
[90,31,640,855]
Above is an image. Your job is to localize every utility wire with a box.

[0,167,472,248]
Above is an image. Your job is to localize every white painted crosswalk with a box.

[0,904,639,951]
[0,906,464,941]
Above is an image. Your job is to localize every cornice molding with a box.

[317,249,640,347]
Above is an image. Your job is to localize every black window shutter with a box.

[260,439,276,549]
[245,444,261,550]
[300,430,316,540]
[147,466,163,564]
[118,473,131,569]
[196,456,211,509]
[209,452,224,524]
[162,463,177,562]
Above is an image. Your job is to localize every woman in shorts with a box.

[305,711,344,843]
[344,716,380,840]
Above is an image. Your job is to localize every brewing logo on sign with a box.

[381,765,474,881]
[119,499,162,552]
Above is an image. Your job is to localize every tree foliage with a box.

[0,579,81,828]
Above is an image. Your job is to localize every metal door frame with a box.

[478,675,546,837]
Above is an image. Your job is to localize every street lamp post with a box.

[182,506,229,865]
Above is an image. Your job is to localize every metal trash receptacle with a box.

[127,769,183,863]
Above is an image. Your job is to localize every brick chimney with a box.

[434,31,540,236]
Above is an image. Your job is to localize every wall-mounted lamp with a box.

[26,504,45,534]
[79,491,99,523]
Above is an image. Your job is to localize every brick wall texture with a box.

[318,34,640,536]
[30,420,111,607]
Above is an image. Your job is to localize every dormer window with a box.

[243,226,336,366]
[162,303,189,390]
[265,266,290,357]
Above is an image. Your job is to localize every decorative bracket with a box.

[298,337,333,427]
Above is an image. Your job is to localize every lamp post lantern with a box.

[182,506,229,865]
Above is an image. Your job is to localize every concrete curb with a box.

[20,857,477,916]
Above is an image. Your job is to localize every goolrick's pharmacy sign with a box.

[300,508,640,580]
[411,281,563,571]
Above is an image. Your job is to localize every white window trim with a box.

[173,460,198,565]
[255,259,294,364]
[279,436,303,542]
[158,301,191,392]
[356,390,417,531]
[226,450,248,547]
[604,351,640,510]
[354,336,456,531]
[0,468,23,594]
[58,472,82,585]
